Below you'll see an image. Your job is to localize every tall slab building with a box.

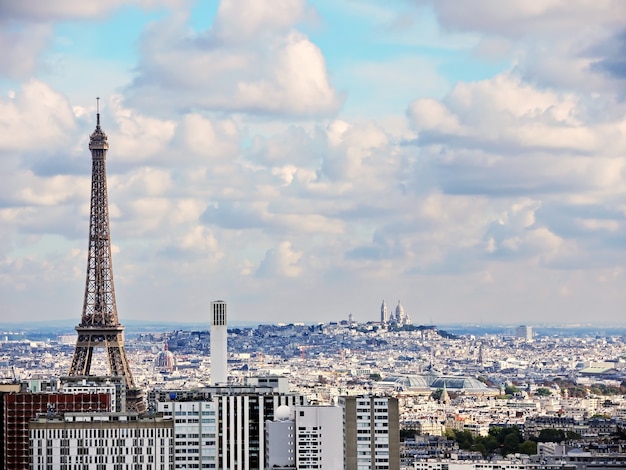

[210,300,228,385]
[340,395,400,470]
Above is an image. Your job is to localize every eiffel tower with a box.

[68,99,145,413]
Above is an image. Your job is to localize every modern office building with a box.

[29,412,174,470]
[155,378,307,470]
[340,395,400,470]
[515,325,533,343]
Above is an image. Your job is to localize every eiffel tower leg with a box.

[69,335,95,376]
[105,333,130,378]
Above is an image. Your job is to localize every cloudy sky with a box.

[1,0,626,327]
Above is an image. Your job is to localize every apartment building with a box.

[340,395,400,470]
[29,412,174,470]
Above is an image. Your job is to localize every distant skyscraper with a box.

[67,101,145,413]
[210,300,228,385]
[381,300,388,324]
[516,325,533,342]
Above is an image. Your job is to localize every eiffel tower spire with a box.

[68,99,145,412]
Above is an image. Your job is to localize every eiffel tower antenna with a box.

[68,98,145,412]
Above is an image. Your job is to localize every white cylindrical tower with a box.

[380,300,387,323]
[210,300,228,385]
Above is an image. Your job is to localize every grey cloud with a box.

[335,204,390,221]
[405,249,480,275]
[13,205,85,240]
[535,203,626,242]
[590,30,626,80]
[245,125,325,166]
[427,156,595,198]
[410,0,626,38]
[200,201,267,230]
[0,1,181,80]
[29,153,88,177]
[0,22,52,79]
[346,245,385,261]
[409,1,626,95]
[0,0,179,21]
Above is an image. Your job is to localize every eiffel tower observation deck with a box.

[68,99,145,413]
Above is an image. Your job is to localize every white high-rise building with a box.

[265,404,343,470]
[295,405,343,469]
[158,400,217,469]
[210,300,228,385]
[380,300,388,324]
[155,379,307,470]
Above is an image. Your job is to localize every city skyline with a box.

[1,1,626,326]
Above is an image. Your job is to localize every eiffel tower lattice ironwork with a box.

[68,99,145,413]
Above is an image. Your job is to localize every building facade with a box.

[155,380,306,470]
[340,395,400,470]
[295,405,343,469]
[29,412,174,470]
[265,404,343,470]
[1,391,110,470]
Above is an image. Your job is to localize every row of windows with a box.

[34,464,169,470]
[30,441,171,458]
[173,411,216,416]
[31,454,172,465]
[32,428,171,440]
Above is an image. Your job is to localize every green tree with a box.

[566,431,581,440]
[477,376,494,387]
[535,387,552,396]
[537,428,571,442]
[518,440,537,455]
[472,443,488,457]
[453,430,474,450]
[482,435,499,455]
[502,432,520,456]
